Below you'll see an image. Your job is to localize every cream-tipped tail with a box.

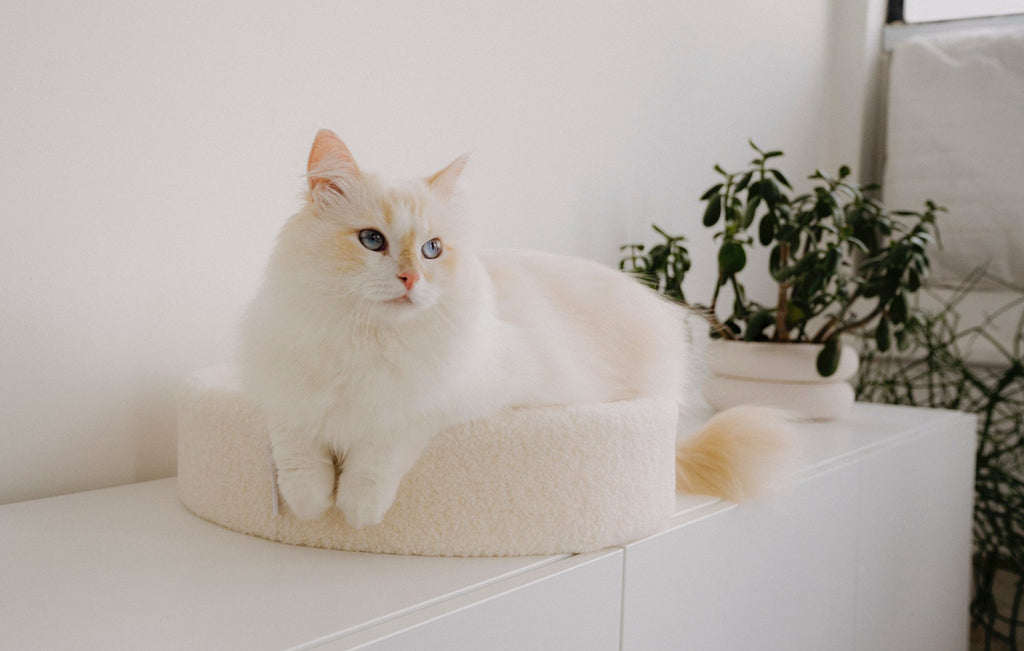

[676,406,800,502]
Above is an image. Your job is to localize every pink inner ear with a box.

[427,153,470,198]
[307,129,360,192]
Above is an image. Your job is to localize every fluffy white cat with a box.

[239,129,794,529]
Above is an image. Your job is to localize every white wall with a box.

[1,0,865,504]
[826,0,890,183]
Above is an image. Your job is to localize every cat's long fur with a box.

[239,129,795,528]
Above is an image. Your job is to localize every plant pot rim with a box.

[707,339,835,348]
[707,338,859,383]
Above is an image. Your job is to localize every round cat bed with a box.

[176,366,678,557]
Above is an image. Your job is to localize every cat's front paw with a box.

[336,475,397,529]
[277,463,336,521]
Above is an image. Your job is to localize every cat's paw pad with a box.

[336,476,396,529]
[277,465,336,521]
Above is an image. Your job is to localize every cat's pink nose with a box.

[398,272,419,291]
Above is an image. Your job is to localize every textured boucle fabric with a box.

[176,366,677,556]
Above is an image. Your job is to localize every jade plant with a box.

[620,141,943,376]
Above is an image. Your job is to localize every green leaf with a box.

[816,338,841,377]
[735,171,753,193]
[747,179,761,199]
[769,244,783,273]
[703,194,722,227]
[779,224,801,248]
[744,195,762,229]
[727,203,744,226]
[879,274,899,301]
[700,183,724,201]
[758,212,775,245]
[785,302,806,329]
[805,273,824,297]
[896,327,910,352]
[718,241,747,275]
[733,294,747,319]
[907,269,921,292]
[846,236,869,254]
[648,244,667,268]
[770,168,792,189]
[675,249,692,273]
[744,310,774,341]
[889,293,908,324]
[824,247,841,272]
[875,317,891,352]
[773,258,805,282]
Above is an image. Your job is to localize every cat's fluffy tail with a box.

[676,406,799,501]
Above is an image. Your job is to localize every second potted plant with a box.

[621,141,942,419]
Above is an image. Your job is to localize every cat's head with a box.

[273,129,473,322]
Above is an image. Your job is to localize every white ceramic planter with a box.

[701,340,859,421]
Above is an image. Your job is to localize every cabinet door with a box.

[854,419,975,651]
[329,549,623,651]
[621,464,861,651]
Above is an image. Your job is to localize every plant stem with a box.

[710,273,724,322]
[812,317,841,344]
[730,276,747,317]
[706,270,740,339]
[815,299,885,342]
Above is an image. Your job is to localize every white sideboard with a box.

[0,403,975,650]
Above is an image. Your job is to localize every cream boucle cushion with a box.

[177,366,678,557]
[885,26,1024,288]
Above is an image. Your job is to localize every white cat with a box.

[239,129,794,529]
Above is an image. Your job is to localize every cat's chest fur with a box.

[241,285,487,440]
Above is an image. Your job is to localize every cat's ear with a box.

[307,129,361,197]
[427,153,470,200]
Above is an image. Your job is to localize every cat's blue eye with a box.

[421,238,443,260]
[358,229,387,252]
